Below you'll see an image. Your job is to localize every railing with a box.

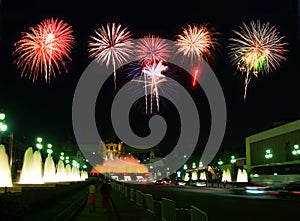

[113,180,209,220]
[136,190,143,207]
[190,205,208,221]
[161,197,176,221]
[145,193,155,215]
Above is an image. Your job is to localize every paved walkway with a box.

[71,194,113,221]
[71,187,150,221]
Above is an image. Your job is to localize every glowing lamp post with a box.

[292,144,300,156]
[0,122,7,132]
[46,144,53,154]
[60,152,65,161]
[0,113,14,177]
[65,156,70,164]
[0,113,7,133]
[265,149,273,159]
[230,155,236,163]
[218,159,223,165]
[36,137,43,150]
[192,162,196,169]
[0,113,5,120]
[0,113,8,144]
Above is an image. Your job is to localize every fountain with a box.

[221,168,232,182]
[19,147,43,184]
[91,153,148,174]
[43,154,57,183]
[0,144,13,187]
[191,171,198,180]
[56,159,66,182]
[236,168,248,182]
[199,171,207,180]
[65,164,72,180]
[91,152,149,181]
[1,144,89,188]
[184,172,190,181]
[18,147,88,184]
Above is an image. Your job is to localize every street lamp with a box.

[0,112,7,133]
[0,113,5,120]
[36,137,43,150]
[218,159,223,165]
[60,152,65,161]
[292,144,300,156]
[265,149,273,159]
[0,113,8,144]
[0,122,7,132]
[46,143,53,154]
[192,162,196,168]
[36,137,43,143]
[65,156,70,164]
[0,113,14,177]
[230,155,236,163]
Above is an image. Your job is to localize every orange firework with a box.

[13,18,75,83]
[175,23,220,86]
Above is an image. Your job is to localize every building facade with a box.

[246,119,300,171]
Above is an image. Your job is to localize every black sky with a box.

[0,0,299,162]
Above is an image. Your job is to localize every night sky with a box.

[0,0,299,163]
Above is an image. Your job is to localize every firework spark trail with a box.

[13,18,75,83]
[131,60,168,114]
[132,35,171,114]
[88,23,134,90]
[175,23,220,86]
[142,60,168,114]
[228,20,288,100]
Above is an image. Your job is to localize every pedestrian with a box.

[100,178,111,212]
[87,179,97,213]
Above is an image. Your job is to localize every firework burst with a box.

[88,22,134,90]
[228,20,288,100]
[13,17,75,83]
[130,35,171,114]
[135,34,172,64]
[175,23,220,86]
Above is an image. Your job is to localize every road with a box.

[125,182,300,221]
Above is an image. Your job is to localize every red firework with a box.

[12,18,75,83]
